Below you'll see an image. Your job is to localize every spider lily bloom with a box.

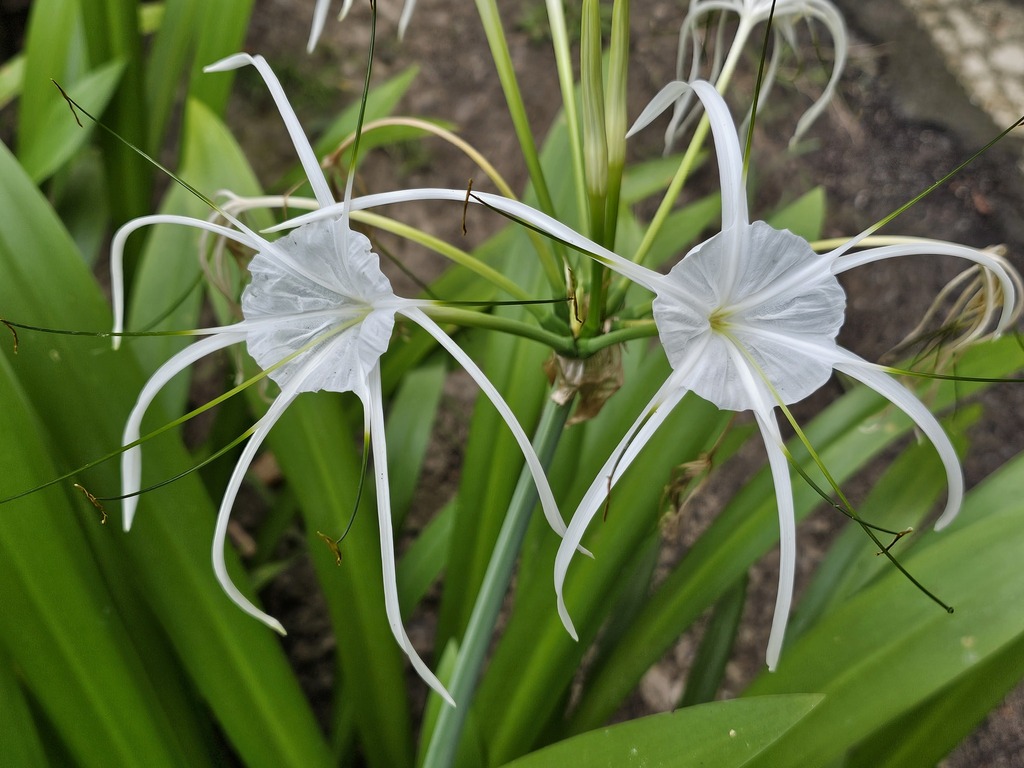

[665,0,847,150]
[540,79,1015,670]
[113,53,568,706]
[307,0,417,51]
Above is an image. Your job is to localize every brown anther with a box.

[52,80,83,127]
[1,319,18,354]
[462,179,474,236]
[875,527,912,556]
[73,483,107,524]
[317,531,343,565]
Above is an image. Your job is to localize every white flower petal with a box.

[266,188,671,297]
[791,0,847,144]
[307,0,333,52]
[397,0,417,39]
[121,332,246,531]
[204,54,335,210]
[402,306,571,543]
[365,365,455,706]
[833,352,964,530]
[211,354,326,635]
[110,214,262,346]
[722,340,795,671]
[654,222,844,410]
[628,80,748,234]
[832,240,1019,332]
[754,408,796,671]
[553,349,705,640]
[243,219,396,394]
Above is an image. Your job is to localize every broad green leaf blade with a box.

[619,151,706,205]
[386,358,447,525]
[0,643,58,766]
[744,451,1024,768]
[499,695,824,768]
[766,186,826,241]
[145,0,204,151]
[17,0,85,161]
[846,628,1024,768]
[19,59,126,183]
[78,0,151,225]
[398,500,454,620]
[0,355,194,767]
[0,141,331,767]
[680,573,748,707]
[188,0,256,115]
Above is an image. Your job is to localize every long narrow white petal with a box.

[364,365,455,706]
[626,81,691,139]
[753,407,796,671]
[628,80,748,233]
[397,0,417,39]
[110,215,262,346]
[687,80,748,233]
[833,351,964,529]
[553,371,691,640]
[791,1,847,145]
[554,329,711,639]
[832,241,1019,332]
[401,305,569,539]
[307,0,332,52]
[210,347,333,635]
[204,54,336,211]
[723,340,795,671]
[265,188,673,297]
[121,332,246,531]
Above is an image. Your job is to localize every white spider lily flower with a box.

[308,0,417,51]
[113,53,566,707]
[250,80,1017,671]
[665,0,847,150]
[551,78,1016,670]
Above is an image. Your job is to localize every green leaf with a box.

[0,355,196,767]
[398,500,454,621]
[766,187,826,241]
[680,574,748,707]
[20,59,126,184]
[499,695,824,768]
[386,358,447,525]
[846,628,1024,768]
[17,0,86,161]
[619,151,706,205]
[744,450,1024,767]
[0,140,332,767]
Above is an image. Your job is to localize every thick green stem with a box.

[421,397,571,768]
[474,0,564,292]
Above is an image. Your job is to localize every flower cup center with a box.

[653,221,846,411]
